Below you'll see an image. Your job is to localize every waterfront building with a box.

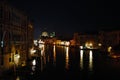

[0,1,34,73]
[72,30,120,51]
[79,33,99,49]
[99,30,120,51]
[71,32,99,49]
[39,31,57,44]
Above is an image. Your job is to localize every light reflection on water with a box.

[53,45,56,66]
[79,49,93,71]
[33,45,94,71]
[40,44,46,71]
[0,45,111,80]
[16,76,20,80]
[65,46,69,69]
[89,50,93,71]
[80,50,84,70]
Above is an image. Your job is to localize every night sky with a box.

[9,0,120,39]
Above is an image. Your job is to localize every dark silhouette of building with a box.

[0,1,34,73]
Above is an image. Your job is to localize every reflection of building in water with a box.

[53,45,56,66]
[65,47,69,69]
[80,50,84,70]
[40,44,45,56]
[89,50,93,71]
[0,1,34,73]
[40,44,46,71]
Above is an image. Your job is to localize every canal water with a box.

[1,44,120,80]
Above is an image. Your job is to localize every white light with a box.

[98,43,102,46]
[85,42,93,49]
[32,59,36,65]
[108,46,112,52]
[34,40,38,46]
[14,54,20,59]
[89,43,93,46]
[30,48,36,55]
[14,54,20,65]
[1,41,3,47]
[89,50,93,71]
[65,41,70,46]
[65,47,69,69]
[42,31,49,37]
[38,39,44,44]
[80,50,83,70]
[80,46,83,49]
[17,55,20,58]
[39,44,43,49]
[61,41,64,45]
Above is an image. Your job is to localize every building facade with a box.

[72,31,120,50]
[79,33,99,49]
[0,1,34,73]
[99,30,120,51]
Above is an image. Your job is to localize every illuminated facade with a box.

[79,33,99,49]
[72,30,120,50]
[0,1,34,72]
[63,32,99,48]
[72,32,99,48]
[40,31,56,44]
[41,31,49,37]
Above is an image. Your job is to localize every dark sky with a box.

[9,0,120,39]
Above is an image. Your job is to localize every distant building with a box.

[41,31,49,37]
[71,32,100,49]
[73,33,80,46]
[79,33,99,49]
[71,30,120,50]
[99,30,120,51]
[39,31,57,44]
[0,1,34,73]
[50,32,55,38]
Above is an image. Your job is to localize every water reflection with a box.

[30,59,36,75]
[0,45,97,80]
[40,44,46,71]
[53,45,56,66]
[65,46,69,69]
[79,49,93,71]
[40,44,45,56]
[31,65,36,72]
[16,76,20,80]
[89,50,93,71]
[80,50,84,70]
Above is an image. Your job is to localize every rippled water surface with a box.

[1,45,120,80]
